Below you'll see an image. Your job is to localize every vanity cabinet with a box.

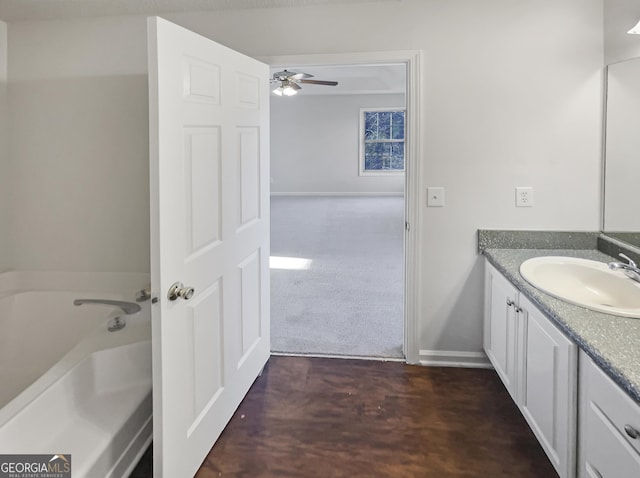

[579,351,640,478]
[484,261,577,478]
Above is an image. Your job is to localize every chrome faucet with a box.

[73,299,141,331]
[608,253,640,283]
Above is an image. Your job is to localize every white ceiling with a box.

[270,64,406,96]
[0,0,397,22]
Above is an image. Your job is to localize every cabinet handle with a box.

[514,306,523,313]
[624,424,639,439]
[506,298,514,307]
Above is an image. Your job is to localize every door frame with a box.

[260,50,422,364]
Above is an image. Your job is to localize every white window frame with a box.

[359,107,406,177]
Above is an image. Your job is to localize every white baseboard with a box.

[418,349,492,369]
[271,351,405,362]
[269,351,492,368]
[270,192,404,197]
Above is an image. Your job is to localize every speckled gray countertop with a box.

[484,247,640,404]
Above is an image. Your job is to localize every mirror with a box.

[603,56,640,249]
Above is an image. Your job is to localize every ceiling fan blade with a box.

[298,79,339,86]
[288,72,314,80]
[272,69,314,81]
[288,82,302,90]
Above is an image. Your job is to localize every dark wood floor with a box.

[131,356,557,477]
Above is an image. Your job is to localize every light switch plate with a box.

[427,187,445,207]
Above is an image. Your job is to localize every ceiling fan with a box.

[271,69,339,96]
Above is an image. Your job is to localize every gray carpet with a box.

[270,196,404,358]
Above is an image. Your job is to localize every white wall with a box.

[605,0,640,64]
[0,20,8,272]
[271,93,405,194]
[6,0,604,358]
[8,16,149,272]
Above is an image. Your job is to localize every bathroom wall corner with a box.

[0,20,10,272]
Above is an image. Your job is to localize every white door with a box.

[148,17,270,477]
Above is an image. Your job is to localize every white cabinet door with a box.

[484,262,519,401]
[520,294,577,478]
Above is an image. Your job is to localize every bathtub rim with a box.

[0,270,150,296]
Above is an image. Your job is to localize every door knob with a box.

[167,282,195,301]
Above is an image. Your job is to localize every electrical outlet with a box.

[515,187,534,207]
[516,187,533,207]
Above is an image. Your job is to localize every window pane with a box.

[364,142,383,170]
[378,112,391,139]
[364,112,379,140]
[381,143,391,170]
[391,112,405,140]
[390,142,405,170]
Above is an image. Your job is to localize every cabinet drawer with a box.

[584,396,640,477]
[586,356,640,456]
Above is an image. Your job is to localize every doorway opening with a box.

[263,52,421,362]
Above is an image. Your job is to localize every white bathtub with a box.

[0,271,152,478]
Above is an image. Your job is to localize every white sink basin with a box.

[519,256,640,318]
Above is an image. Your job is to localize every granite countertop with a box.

[484,247,640,404]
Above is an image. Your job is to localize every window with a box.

[360,108,405,175]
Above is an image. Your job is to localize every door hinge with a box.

[405,221,411,232]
